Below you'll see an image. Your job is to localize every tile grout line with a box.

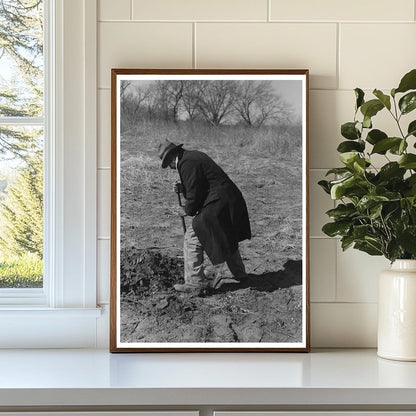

[99,19,269,23]
[193,22,197,69]
[268,0,271,22]
[130,0,133,20]
[98,19,415,24]
[336,22,340,90]
[333,229,338,303]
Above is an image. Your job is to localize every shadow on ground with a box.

[213,259,302,294]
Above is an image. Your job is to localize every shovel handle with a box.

[176,190,183,207]
[176,190,186,233]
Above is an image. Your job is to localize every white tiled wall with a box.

[96,0,416,347]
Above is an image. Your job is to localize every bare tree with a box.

[120,84,150,132]
[120,81,131,98]
[233,81,286,127]
[143,86,160,121]
[129,84,150,118]
[182,81,206,122]
[196,81,236,126]
[154,81,185,123]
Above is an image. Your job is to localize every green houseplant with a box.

[319,68,416,361]
[319,69,416,262]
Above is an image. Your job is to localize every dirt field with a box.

[119,121,304,344]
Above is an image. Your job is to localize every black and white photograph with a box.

[110,69,309,352]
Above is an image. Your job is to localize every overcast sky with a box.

[270,80,303,119]
[125,78,304,120]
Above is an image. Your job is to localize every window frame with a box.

[0,0,100,348]
[0,0,49,305]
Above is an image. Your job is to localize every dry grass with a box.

[122,120,301,159]
[119,120,303,275]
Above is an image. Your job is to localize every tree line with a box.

[120,80,291,130]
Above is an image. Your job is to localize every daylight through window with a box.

[0,0,44,289]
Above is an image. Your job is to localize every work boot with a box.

[173,283,208,297]
[212,273,248,290]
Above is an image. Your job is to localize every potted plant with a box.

[319,68,416,361]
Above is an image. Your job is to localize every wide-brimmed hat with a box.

[158,140,183,168]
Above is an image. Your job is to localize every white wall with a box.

[96,0,416,348]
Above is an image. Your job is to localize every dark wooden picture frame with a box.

[110,69,310,352]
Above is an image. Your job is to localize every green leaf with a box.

[373,89,391,110]
[363,115,372,129]
[355,88,365,110]
[407,120,416,137]
[406,174,416,187]
[407,196,416,207]
[399,154,416,169]
[389,139,408,155]
[405,174,416,196]
[341,235,355,251]
[386,240,402,263]
[322,221,351,237]
[366,129,387,145]
[399,139,407,154]
[354,241,383,256]
[398,227,416,255]
[341,122,360,140]
[360,99,384,119]
[410,206,416,223]
[384,203,400,223]
[330,175,354,185]
[326,203,357,220]
[365,236,384,251]
[396,69,416,94]
[371,137,402,154]
[357,195,389,211]
[325,167,352,176]
[378,162,406,181]
[339,152,360,167]
[318,180,331,194]
[391,88,396,98]
[369,203,383,220]
[330,176,358,199]
[399,92,416,115]
[337,140,365,153]
[353,158,366,174]
[352,224,374,240]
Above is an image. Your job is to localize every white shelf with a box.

[0,349,415,408]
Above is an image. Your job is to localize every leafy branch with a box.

[319,69,416,262]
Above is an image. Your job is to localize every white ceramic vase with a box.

[378,259,416,361]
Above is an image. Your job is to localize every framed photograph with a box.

[110,69,310,352]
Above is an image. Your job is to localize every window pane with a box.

[0,126,43,288]
[0,0,44,291]
[0,0,44,117]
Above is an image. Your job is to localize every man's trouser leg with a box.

[183,223,206,287]
[225,248,247,280]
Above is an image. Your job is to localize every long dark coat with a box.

[178,150,251,265]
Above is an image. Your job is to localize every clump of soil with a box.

[120,249,303,344]
[120,247,183,298]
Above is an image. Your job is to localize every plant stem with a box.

[380,214,391,241]
[390,98,406,139]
